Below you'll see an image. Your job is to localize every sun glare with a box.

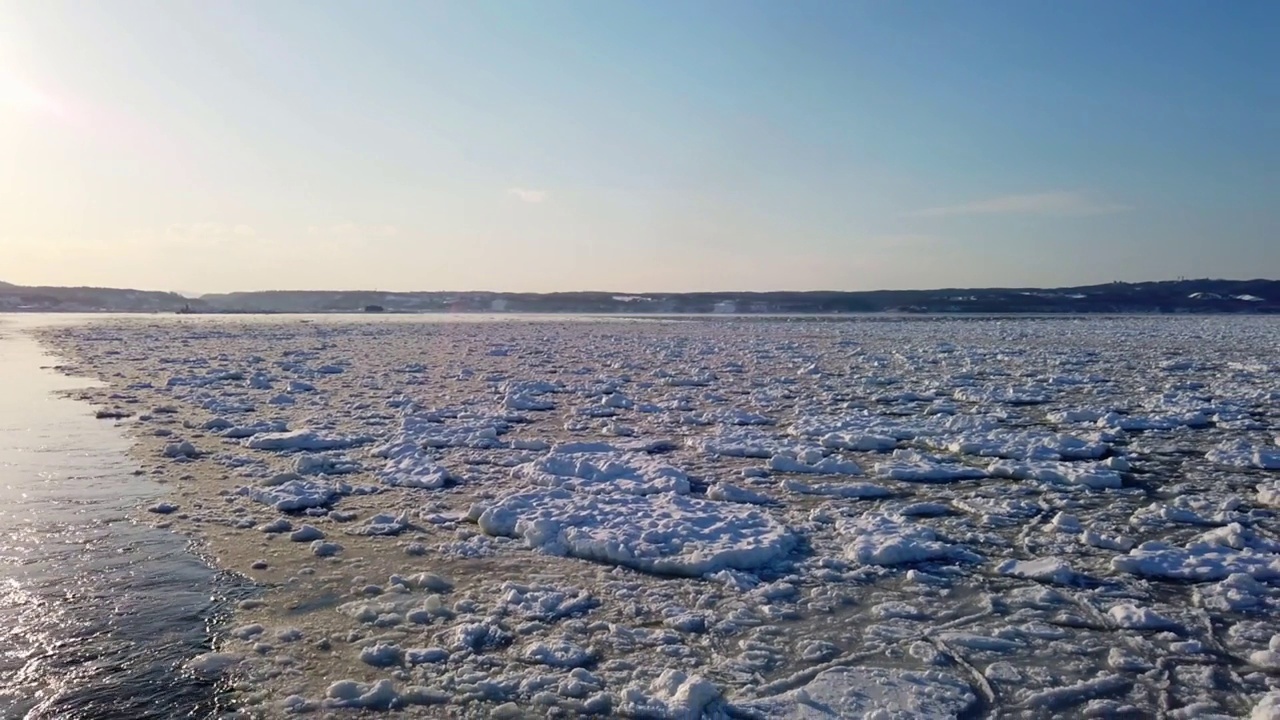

[0,75,64,118]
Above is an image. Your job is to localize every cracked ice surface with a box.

[39,315,1280,718]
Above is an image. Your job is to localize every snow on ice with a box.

[38,314,1280,718]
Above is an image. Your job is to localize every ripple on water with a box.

[0,326,244,719]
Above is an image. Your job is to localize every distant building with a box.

[364,304,386,313]
[713,300,737,314]
[490,298,510,312]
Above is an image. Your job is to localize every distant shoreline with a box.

[2,278,1277,315]
[3,310,1278,320]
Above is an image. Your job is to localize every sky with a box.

[2,1,1277,294]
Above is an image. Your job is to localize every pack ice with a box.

[38,315,1280,719]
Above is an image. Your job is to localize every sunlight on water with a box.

[0,320,241,719]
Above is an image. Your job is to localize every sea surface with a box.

[0,318,241,719]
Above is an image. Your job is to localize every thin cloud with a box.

[307,223,400,237]
[912,191,1130,218]
[166,223,256,239]
[508,188,547,203]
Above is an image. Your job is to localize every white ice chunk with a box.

[1081,529,1135,552]
[245,430,367,451]
[289,524,324,542]
[1046,409,1106,424]
[1253,692,1280,720]
[1048,513,1082,532]
[238,479,349,511]
[619,670,720,720]
[706,483,773,505]
[163,441,197,459]
[504,392,555,411]
[1206,440,1280,470]
[499,583,597,620]
[899,502,951,517]
[377,450,455,489]
[1108,603,1181,631]
[996,558,1083,585]
[405,648,450,665]
[715,408,776,426]
[1112,535,1280,582]
[550,441,619,454]
[935,431,1107,461]
[349,512,412,536]
[953,386,1050,405]
[184,652,242,678]
[769,451,863,476]
[839,513,979,566]
[1250,648,1280,671]
[513,452,691,496]
[876,450,987,483]
[390,411,510,449]
[987,459,1123,489]
[780,478,891,499]
[1129,500,1238,528]
[471,488,795,576]
[1257,482,1280,508]
[686,432,778,459]
[820,432,898,452]
[222,420,289,439]
[1195,573,1270,613]
[1099,411,1208,431]
[312,540,343,557]
[360,643,403,667]
[1197,523,1280,553]
[325,679,400,710]
[294,453,361,476]
[523,640,593,668]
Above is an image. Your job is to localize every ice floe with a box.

[735,667,976,719]
[1207,439,1280,470]
[512,452,691,496]
[238,478,351,511]
[245,429,370,451]
[470,488,796,576]
[875,450,987,483]
[987,459,1124,489]
[839,513,979,566]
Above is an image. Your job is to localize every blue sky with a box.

[2,0,1276,292]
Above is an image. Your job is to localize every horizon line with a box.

[3,277,1277,298]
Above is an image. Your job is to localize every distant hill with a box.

[0,284,192,312]
[2,279,1278,314]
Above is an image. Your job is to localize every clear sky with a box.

[2,1,1277,294]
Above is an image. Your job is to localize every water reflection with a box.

[0,324,241,719]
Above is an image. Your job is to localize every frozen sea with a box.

[6,312,1280,718]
